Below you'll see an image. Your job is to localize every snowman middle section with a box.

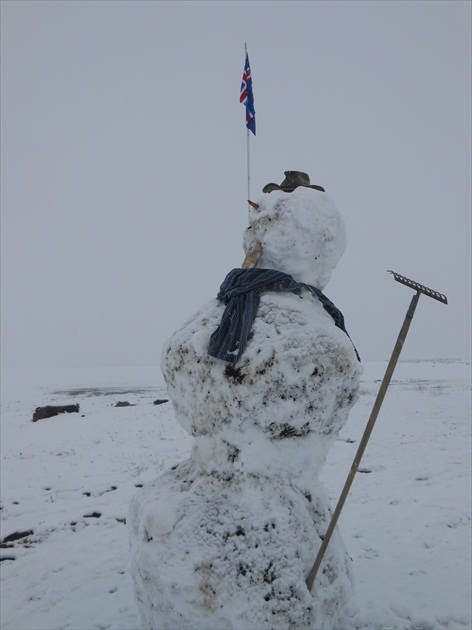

[163,289,360,488]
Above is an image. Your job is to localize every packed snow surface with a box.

[1,361,470,629]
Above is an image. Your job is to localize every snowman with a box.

[129,171,362,629]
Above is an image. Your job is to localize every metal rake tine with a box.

[387,270,448,304]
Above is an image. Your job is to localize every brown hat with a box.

[262,171,325,193]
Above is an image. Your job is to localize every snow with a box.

[243,188,347,289]
[2,187,470,629]
[1,360,470,629]
[129,187,363,628]
[161,291,360,483]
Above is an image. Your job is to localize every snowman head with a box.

[243,180,347,289]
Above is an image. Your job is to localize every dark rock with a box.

[114,401,135,407]
[1,530,34,545]
[153,399,169,405]
[32,405,80,422]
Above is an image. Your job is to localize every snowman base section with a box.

[129,460,354,630]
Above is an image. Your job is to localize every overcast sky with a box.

[1,0,470,373]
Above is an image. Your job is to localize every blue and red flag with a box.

[240,53,256,135]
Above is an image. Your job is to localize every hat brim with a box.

[262,184,325,193]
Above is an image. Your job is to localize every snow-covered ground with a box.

[1,360,470,630]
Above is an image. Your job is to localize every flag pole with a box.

[245,43,251,221]
[247,127,251,220]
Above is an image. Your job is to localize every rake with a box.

[306,270,448,592]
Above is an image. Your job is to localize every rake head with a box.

[388,270,448,304]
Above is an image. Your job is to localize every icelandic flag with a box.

[240,53,256,135]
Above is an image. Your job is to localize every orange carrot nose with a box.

[248,200,260,210]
